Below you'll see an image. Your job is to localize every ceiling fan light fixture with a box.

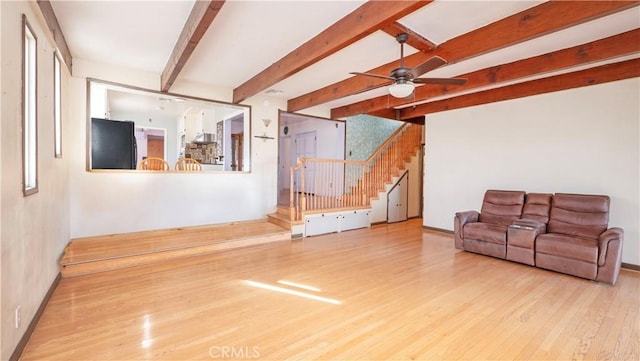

[388,81,414,98]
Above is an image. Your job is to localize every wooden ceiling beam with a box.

[381,22,436,52]
[288,0,639,113]
[373,58,640,120]
[332,28,640,118]
[232,1,432,104]
[36,0,73,73]
[161,1,226,92]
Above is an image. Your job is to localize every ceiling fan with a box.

[350,32,467,98]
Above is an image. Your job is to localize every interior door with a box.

[279,135,292,190]
[294,131,317,194]
[147,136,164,159]
[388,172,408,223]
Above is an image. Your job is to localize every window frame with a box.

[54,51,62,158]
[22,14,38,196]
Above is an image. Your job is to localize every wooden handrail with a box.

[365,123,411,163]
[297,157,365,165]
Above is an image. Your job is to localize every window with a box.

[23,15,38,195]
[54,52,62,158]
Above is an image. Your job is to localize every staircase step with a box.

[61,220,290,278]
[276,205,291,217]
[268,212,292,230]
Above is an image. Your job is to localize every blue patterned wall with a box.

[345,114,403,161]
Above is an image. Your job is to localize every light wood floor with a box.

[60,220,291,277]
[63,220,289,264]
[21,219,639,360]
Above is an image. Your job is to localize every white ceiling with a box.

[104,83,245,121]
[51,0,640,114]
[52,1,194,72]
[180,0,367,88]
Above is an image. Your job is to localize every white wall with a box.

[0,1,4,357]
[69,60,283,238]
[423,78,640,265]
[1,2,71,359]
[283,117,345,160]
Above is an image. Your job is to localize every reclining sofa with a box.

[454,190,624,284]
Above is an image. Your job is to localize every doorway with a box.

[387,171,409,223]
[231,133,243,171]
[279,135,293,191]
[135,127,166,165]
[147,136,164,158]
[277,112,346,207]
[293,130,317,193]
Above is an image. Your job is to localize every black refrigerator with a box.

[91,118,137,169]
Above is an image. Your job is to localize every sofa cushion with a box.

[463,222,508,245]
[536,233,598,264]
[522,193,552,224]
[547,193,609,239]
[478,190,526,226]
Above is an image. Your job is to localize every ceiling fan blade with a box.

[413,77,468,85]
[409,56,447,78]
[350,72,394,81]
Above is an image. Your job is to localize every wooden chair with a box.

[175,158,202,171]
[138,157,170,171]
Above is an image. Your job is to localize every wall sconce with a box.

[255,118,274,141]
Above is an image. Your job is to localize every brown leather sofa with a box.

[535,193,623,285]
[506,193,552,266]
[454,190,526,259]
[454,190,624,284]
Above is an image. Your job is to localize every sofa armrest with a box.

[598,227,624,267]
[455,211,479,226]
[454,211,479,249]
